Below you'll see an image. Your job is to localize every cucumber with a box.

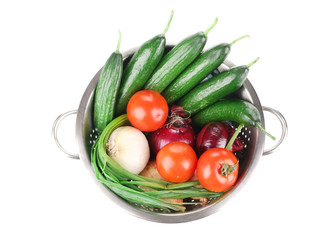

[193,98,276,140]
[177,57,260,115]
[193,98,261,127]
[161,35,249,104]
[143,18,218,93]
[93,31,123,133]
[115,11,174,115]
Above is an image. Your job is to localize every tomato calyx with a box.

[220,161,239,176]
[197,148,239,192]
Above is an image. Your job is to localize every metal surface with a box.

[54,45,287,223]
[262,106,288,155]
[52,110,79,159]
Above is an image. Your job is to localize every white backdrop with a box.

[1,0,326,239]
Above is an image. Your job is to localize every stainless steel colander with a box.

[52,45,287,223]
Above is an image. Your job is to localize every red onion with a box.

[196,122,244,155]
[149,106,195,156]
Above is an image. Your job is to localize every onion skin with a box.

[149,125,195,156]
[149,106,195,156]
[107,126,150,174]
[196,122,244,155]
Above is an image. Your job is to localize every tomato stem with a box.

[226,123,244,151]
[220,161,239,176]
[204,17,218,36]
[162,10,174,36]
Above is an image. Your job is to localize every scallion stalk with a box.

[90,114,225,212]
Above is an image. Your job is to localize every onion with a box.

[196,122,244,155]
[149,106,195,156]
[106,126,150,174]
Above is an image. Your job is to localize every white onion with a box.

[106,126,150,174]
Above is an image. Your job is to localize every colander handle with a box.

[52,110,80,159]
[262,106,288,156]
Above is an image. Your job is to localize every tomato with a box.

[197,148,239,192]
[156,142,197,183]
[127,90,169,132]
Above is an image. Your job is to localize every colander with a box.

[52,45,287,223]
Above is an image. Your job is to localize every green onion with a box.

[99,178,185,212]
[145,189,224,199]
[90,114,225,212]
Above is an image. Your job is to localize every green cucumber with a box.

[143,17,218,93]
[115,11,174,115]
[177,57,260,115]
[193,98,276,140]
[162,35,250,104]
[93,31,123,133]
[193,98,261,127]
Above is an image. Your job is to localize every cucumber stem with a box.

[226,123,244,151]
[162,10,174,36]
[116,29,122,52]
[204,17,218,36]
[247,57,260,68]
[230,34,251,46]
[256,123,276,140]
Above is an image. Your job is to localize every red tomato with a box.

[156,142,197,183]
[197,148,239,192]
[127,90,168,132]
